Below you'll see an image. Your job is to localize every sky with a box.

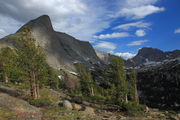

[0,0,180,59]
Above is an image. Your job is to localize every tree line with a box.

[74,56,139,106]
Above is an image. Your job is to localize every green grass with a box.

[42,106,101,120]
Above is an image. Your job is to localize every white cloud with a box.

[114,21,151,30]
[114,52,136,59]
[125,0,159,6]
[111,0,164,20]
[127,40,149,46]
[94,32,130,39]
[0,0,165,42]
[135,29,146,37]
[94,41,117,52]
[0,29,8,38]
[117,5,165,19]
[174,28,180,34]
[0,0,110,41]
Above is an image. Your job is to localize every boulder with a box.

[84,107,95,114]
[63,100,73,110]
[0,93,42,120]
[72,103,82,111]
[72,96,83,104]
[169,116,179,120]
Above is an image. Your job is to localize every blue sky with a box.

[92,0,180,59]
[0,0,180,59]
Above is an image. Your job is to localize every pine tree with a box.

[109,56,128,104]
[15,27,46,99]
[0,47,16,83]
[129,68,139,104]
[74,63,95,96]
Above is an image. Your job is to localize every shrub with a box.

[123,102,146,116]
[87,95,106,102]
[29,98,52,107]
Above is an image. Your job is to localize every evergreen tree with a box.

[0,47,17,83]
[108,56,128,104]
[45,66,60,89]
[15,27,46,99]
[74,63,95,96]
[129,68,139,104]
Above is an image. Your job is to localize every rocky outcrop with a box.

[0,15,102,71]
[131,47,180,66]
[0,93,42,120]
[95,50,115,64]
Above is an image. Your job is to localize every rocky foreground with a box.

[0,84,179,120]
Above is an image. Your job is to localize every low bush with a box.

[123,102,146,116]
[86,95,106,102]
[29,98,52,107]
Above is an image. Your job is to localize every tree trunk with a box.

[125,94,128,103]
[36,80,40,98]
[3,72,8,83]
[134,84,139,104]
[91,87,95,96]
[30,71,38,99]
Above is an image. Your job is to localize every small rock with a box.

[84,107,94,114]
[165,111,169,114]
[147,116,153,119]
[159,113,166,117]
[82,101,91,106]
[169,116,179,120]
[145,106,149,113]
[72,103,82,111]
[63,100,73,110]
[177,113,180,119]
[119,116,126,120]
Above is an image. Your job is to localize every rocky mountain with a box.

[126,48,180,110]
[131,47,180,66]
[0,15,102,71]
[113,47,180,110]
[95,51,115,64]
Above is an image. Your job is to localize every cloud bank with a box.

[135,29,146,37]
[128,40,149,46]
[174,28,180,34]
[94,41,117,52]
[114,52,136,59]
[94,32,130,39]
[113,21,151,30]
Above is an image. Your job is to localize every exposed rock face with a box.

[137,58,180,110]
[95,51,114,64]
[0,15,102,71]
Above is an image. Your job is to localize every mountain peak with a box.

[17,15,53,33]
[137,47,164,56]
